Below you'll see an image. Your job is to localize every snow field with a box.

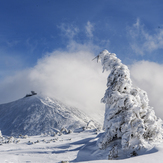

[0,129,99,163]
[0,129,163,163]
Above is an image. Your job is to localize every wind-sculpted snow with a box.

[0,95,99,136]
[96,50,163,158]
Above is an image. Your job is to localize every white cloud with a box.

[0,43,107,123]
[129,18,163,55]
[6,40,19,47]
[58,21,110,52]
[58,23,79,39]
[85,21,94,38]
[26,38,38,53]
[133,18,140,29]
[130,61,163,119]
[66,40,101,54]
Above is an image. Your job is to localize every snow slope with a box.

[0,95,99,136]
[0,129,163,163]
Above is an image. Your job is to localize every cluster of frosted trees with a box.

[96,50,163,156]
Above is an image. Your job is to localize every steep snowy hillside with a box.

[0,95,99,136]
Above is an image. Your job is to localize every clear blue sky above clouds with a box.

[1,0,163,79]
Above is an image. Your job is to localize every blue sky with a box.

[1,0,163,120]
[1,0,163,79]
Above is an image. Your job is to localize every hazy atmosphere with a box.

[1,0,163,120]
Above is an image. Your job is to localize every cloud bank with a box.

[130,61,163,119]
[0,46,108,123]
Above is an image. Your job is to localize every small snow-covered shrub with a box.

[27,141,34,145]
[82,126,86,131]
[87,120,96,129]
[108,145,118,160]
[22,135,28,139]
[35,140,39,143]
[16,140,20,144]
[96,50,163,157]
[51,132,56,137]
[67,129,73,134]
[60,127,68,134]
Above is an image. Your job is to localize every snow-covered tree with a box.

[96,50,163,155]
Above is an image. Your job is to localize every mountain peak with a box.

[0,95,99,136]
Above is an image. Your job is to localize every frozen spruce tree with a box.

[96,50,163,157]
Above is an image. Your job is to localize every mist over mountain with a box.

[0,95,99,136]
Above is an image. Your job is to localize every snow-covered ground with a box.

[0,129,163,163]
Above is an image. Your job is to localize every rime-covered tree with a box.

[96,50,163,155]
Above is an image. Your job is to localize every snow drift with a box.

[0,95,99,136]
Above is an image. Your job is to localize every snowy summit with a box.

[0,95,99,136]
